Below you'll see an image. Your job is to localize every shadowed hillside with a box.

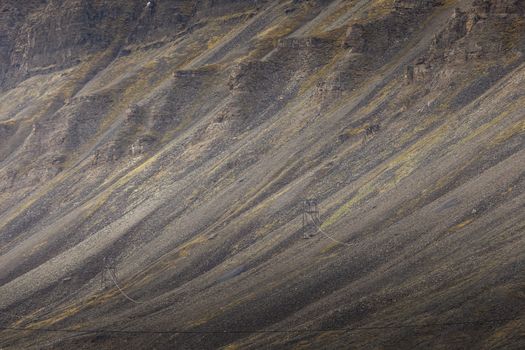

[0,0,524,349]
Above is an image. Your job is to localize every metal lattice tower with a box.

[101,256,117,289]
[302,198,320,238]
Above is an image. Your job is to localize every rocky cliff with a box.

[0,0,524,349]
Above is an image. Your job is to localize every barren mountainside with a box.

[0,0,524,349]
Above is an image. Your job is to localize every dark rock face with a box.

[430,8,469,58]
[343,0,442,58]
[342,23,366,51]
[406,0,525,95]
[0,1,29,86]
[1,1,525,349]
[5,1,123,87]
[472,0,525,16]
[0,0,197,89]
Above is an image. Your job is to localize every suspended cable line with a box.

[311,215,354,247]
[305,210,354,247]
[108,269,144,305]
[0,316,521,335]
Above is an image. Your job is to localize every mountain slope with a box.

[0,0,524,349]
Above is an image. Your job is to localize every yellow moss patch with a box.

[503,18,525,51]
[343,125,367,137]
[257,24,284,39]
[188,275,306,330]
[207,36,224,50]
[211,11,256,25]
[311,1,359,34]
[319,242,340,255]
[462,109,512,145]
[314,330,340,342]
[491,119,525,145]
[222,345,241,350]
[449,218,474,232]
[179,235,208,258]
[23,305,82,329]
[11,308,47,327]
[394,114,441,147]
[362,0,395,22]
[299,50,345,95]
[0,119,17,127]
[25,241,48,257]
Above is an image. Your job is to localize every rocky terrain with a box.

[0,0,524,349]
